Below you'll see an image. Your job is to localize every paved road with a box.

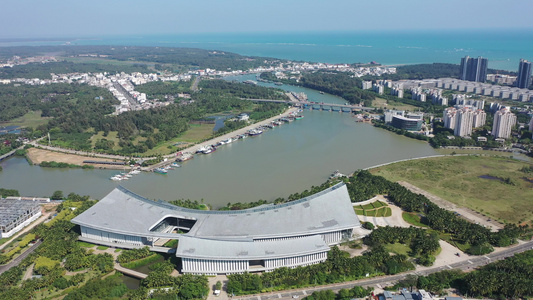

[0,240,42,275]
[235,240,533,300]
[191,76,201,92]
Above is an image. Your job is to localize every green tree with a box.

[51,190,64,200]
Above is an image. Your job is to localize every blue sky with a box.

[1,0,532,38]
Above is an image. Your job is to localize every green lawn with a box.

[142,123,215,156]
[375,207,392,217]
[89,131,121,150]
[0,110,51,128]
[366,210,377,217]
[177,123,215,143]
[77,241,96,248]
[384,243,411,256]
[371,155,533,225]
[96,246,108,250]
[402,212,428,227]
[354,201,392,217]
[372,200,386,208]
[362,203,375,210]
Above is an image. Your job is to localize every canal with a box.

[1,75,440,207]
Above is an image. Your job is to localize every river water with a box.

[0,76,439,207]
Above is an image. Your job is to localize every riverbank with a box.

[144,106,300,171]
[26,148,125,170]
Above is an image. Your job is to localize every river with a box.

[0,75,440,207]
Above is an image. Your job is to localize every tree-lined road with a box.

[235,240,533,300]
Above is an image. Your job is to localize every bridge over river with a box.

[241,98,375,112]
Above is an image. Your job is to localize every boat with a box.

[295,115,304,120]
[176,152,193,162]
[202,146,216,154]
[222,138,233,144]
[319,91,324,94]
[171,162,181,168]
[130,170,141,175]
[154,168,168,174]
[243,80,258,85]
[247,129,263,136]
[110,175,122,181]
[275,82,283,86]
[329,170,346,180]
[196,146,208,154]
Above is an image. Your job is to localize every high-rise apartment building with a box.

[443,106,486,137]
[454,108,474,137]
[472,109,487,128]
[492,108,516,139]
[460,56,488,82]
[443,107,457,130]
[517,59,532,89]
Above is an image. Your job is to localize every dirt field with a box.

[26,148,124,170]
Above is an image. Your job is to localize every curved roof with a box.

[71,183,360,240]
[177,235,329,260]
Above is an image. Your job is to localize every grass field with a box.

[142,123,214,156]
[77,241,96,248]
[87,123,214,156]
[372,98,419,111]
[354,201,392,217]
[1,110,51,128]
[371,155,533,225]
[89,131,121,151]
[402,212,429,227]
[384,243,410,256]
[177,123,215,142]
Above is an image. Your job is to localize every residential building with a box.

[460,56,488,82]
[443,107,457,130]
[517,59,532,89]
[473,109,487,128]
[492,108,517,139]
[362,81,372,90]
[372,83,384,95]
[454,107,474,137]
[443,107,485,137]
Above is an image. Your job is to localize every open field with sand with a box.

[26,148,125,169]
[370,155,533,225]
[372,98,419,111]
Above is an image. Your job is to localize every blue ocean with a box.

[2,29,533,71]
